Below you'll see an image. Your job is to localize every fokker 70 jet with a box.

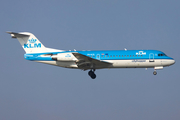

[7,32,175,79]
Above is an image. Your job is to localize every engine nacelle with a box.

[52,53,77,61]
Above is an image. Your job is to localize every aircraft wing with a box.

[72,52,112,70]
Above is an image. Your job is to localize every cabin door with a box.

[149,53,154,62]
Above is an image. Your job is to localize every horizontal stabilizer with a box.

[6,31,30,38]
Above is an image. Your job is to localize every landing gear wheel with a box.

[91,73,96,79]
[153,71,157,75]
[88,70,93,76]
[88,70,96,79]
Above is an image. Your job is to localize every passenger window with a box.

[113,55,115,57]
[125,55,126,57]
[119,55,121,57]
[101,56,103,57]
[116,55,118,57]
[127,55,129,57]
[110,55,112,57]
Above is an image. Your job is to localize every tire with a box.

[88,70,93,76]
[153,71,157,75]
[91,73,96,79]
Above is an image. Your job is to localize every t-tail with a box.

[6,32,63,53]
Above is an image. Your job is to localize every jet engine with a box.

[51,53,77,61]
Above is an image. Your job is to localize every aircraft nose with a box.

[172,59,175,64]
[170,59,175,65]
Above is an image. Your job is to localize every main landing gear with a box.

[88,69,96,79]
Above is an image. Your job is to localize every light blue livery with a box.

[7,32,175,79]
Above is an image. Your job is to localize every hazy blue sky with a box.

[0,0,180,120]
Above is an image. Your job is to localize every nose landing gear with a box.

[153,71,157,75]
[88,69,96,79]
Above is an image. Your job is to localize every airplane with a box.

[7,31,175,79]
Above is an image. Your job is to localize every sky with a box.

[0,0,180,120]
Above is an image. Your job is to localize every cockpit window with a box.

[158,53,167,56]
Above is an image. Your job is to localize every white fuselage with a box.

[36,59,175,69]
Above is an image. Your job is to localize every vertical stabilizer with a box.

[7,32,46,53]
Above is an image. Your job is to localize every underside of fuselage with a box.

[36,59,175,70]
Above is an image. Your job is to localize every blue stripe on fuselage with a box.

[77,50,173,60]
[24,50,173,61]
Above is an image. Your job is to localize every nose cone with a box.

[170,59,175,65]
[173,59,175,64]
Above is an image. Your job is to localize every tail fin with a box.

[7,32,47,53]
